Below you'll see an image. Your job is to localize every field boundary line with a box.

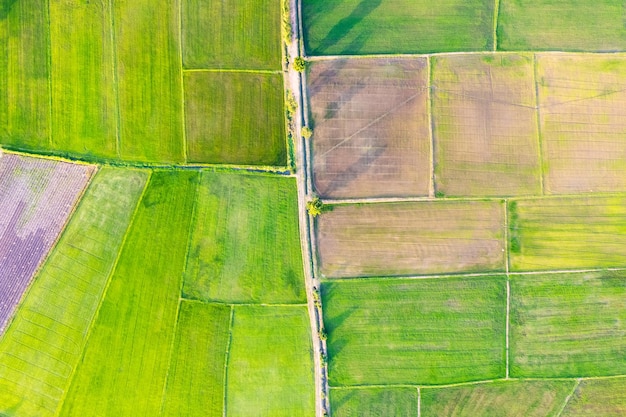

[46,0,53,147]
[426,56,435,198]
[179,297,308,308]
[505,275,511,379]
[417,387,421,417]
[555,379,580,417]
[177,0,188,163]
[158,299,184,415]
[503,200,509,274]
[108,0,122,159]
[532,53,546,195]
[493,0,500,51]
[53,171,152,417]
[222,305,235,417]
[306,51,626,61]
[182,68,282,75]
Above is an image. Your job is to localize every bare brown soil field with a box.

[432,54,542,197]
[0,153,94,332]
[316,201,505,278]
[537,54,626,193]
[308,58,431,198]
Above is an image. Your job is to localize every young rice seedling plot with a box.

[182,0,281,70]
[302,0,494,55]
[536,54,626,193]
[431,54,542,197]
[497,0,626,52]
[183,171,306,304]
[0,153,94,332]
[317,201,505,278]
[0,168,148,417]
[226,306,315,417]
[59,171,197,416]
[308,58,431,198]
[184,71,286,165]
[161,301,231,417]
[0,0,50,150]
[321,277,506,385]
[49,0,117,159]
[421,380,574,417]
[329,387,418,417]
[560,377,626,416]
[510,271,626,378]
[508,197,626,271]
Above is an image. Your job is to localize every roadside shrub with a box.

[301,126,313,139]
[293,57,307,72]
[306,197,323,217]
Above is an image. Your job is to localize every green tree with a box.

[293,57,307,72]
[306,197,323,217]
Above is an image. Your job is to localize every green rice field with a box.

[330,387,418,417]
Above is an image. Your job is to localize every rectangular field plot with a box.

[182,0,281,70]
[162,301,231,417]
[0,168,147,417]
[183,172,305,304]
[184,71,286,165]
[498,0,626,52]
[59,171,198,417]
[537,54,626,193]
[226,306,314,417]
[49,0,117,158]
[0,154,94,332]
[432,54,541,196]
[561,378,626,417]
[321,277,506,385]
[421,380,574,417]
[330,387,418,417]
[508,197,626,271]
[0,0,50,150]
[510,271,626,378]
[303,0,494,55]
[309,58,431,198]
[317,201,506,278]
[115,0,184,163]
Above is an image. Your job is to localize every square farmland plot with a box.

[510,271,626,378]
[432,54,542,196]
[316,201,506,278]
[308,58,431,198]
[560,378,626,417]
[537,54,626,193]
[184,71,286,165]
[321,277,507,385]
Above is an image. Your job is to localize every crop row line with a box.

[305,50,626,61]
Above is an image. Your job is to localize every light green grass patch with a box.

[0,167,148,417]
[182,0,281,70]
[59,171,198,416]
[508,197,626,271]
[562,377,626,416]
[498,0,626,52]
[321,277,506,385]
[303,0,494,55]
[330,387,418,417]
[49,0,117,158]
[162,301,231,417]
[510,271,626,378]
[422,380,574,417]
[183,171,305,304]
[0,0,50,150]
[115,0,184,163]
[184,71,286,165]
[226,306,314,417]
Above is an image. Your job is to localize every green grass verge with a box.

[421,380,574,417]
[562,378,626,416]
[321,276,507,385]
[183,171,305,304]
[0,0,50,150]
[330,387,418,417]
[510,271,626,378]
[508,197,626,271]
[114,0,184,163]
[58,170,198,416]
[182,0,281,70]
[0,167,148,417]
[303,0,494,55]
[162,301,231,417]
[226,306,314,417]
[49,0,117,159]
[184,71,286,165]
[498,0,626,52]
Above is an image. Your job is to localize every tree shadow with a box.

[0,0,18,20]
[316,0,382,53]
